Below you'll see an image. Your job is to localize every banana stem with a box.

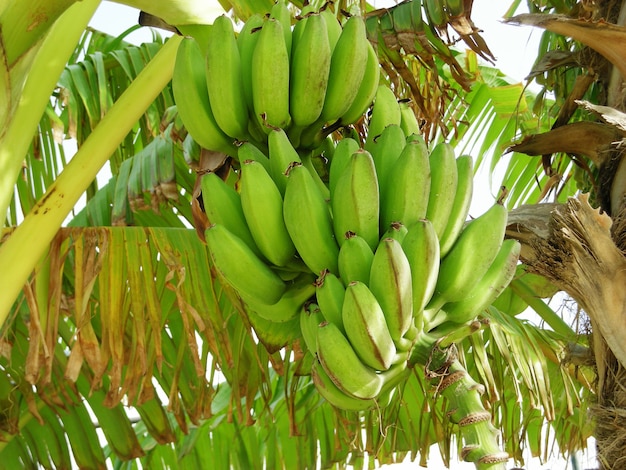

[0,0,100,225]
[0,35,183,330]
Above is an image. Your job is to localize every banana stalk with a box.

[0,35,183,328]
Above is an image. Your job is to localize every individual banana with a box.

[381,221,408,243]
[438,154,474,258]
[251,18,291,131]
[240,159,296,267]
[365,85,402,148]
[366,124,406,197]
[424,0,448,27]
[236,141,271,171]
[319,5,342,51]
[337,232,374,286]
[369,237,414,344]
[320,15,369,125]
[399,99,421,136]
[201,172,261,258]
[401,219,440,331]
[283,162,340,275]
[269,0,293,57]
[289,13,331,128]
[328,137,360,197]
[314,270,346,333]
[429,239,521,329]
[331,148,380,251]
[339,39,380,126]
[172,37,236,155]
[445,0,465,17]
[244,272,316,322]
[205,224,286,305]
[379,135,430,232]
[205,15,249,140]
[342,280,396,371]
[427,203,508,312]
[316,321,384,399]
[237,14,264,116]
[425,142,458,239]
[268,127,301,196]
[311,359,377,411]
[300,301,324,354]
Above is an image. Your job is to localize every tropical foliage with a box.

[2,0,625,468]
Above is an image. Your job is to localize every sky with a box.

[84,2,596,468]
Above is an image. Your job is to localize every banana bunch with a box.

[201,83,519,411]
[172,3,380,161]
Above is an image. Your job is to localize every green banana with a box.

[236,140,270,171]
[320,5,342,51]
[314,269,346,333]
[244,272,316,322]
[205,224,286,305]
[369,237,414,344]
[311,359,377,411]
[283,162,339,275]
[438,154,474,258]
[365,85,401,148]
[268,127,301,196]
[424,0,448,27]
[251,18,291,131]
[300,302,325,354]
[427,203,508,312]
[399,99,421,136]
[339,39,380,126]
[172,37,236,155]
[366,124,406,197]
[331,148,380,251]
[425,142,458,239]
[380,135,430,231]
[381,221,408,243]
[320,15,369,124]
[269,0,293,58]
[328,137,360,197]
[201,172,261,258]
[240,159,296,267]
[316,320,384,399]
[337,232,374,286]
[237,14,264,116]
[205,15,249,140]
[342,280,396,371]
[401,219,440,330]
[445,0,465,17]
[289,12,331,128]
[429,239,521,329]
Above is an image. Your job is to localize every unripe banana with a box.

[290,13,331,127]
[236,141,270,171]
[320,5,342,50]
[430,239,521,329]
[206,15,249,140]
[300,301,325,354]
[320,15,369,124]
[425,0,448,27]
[311,359,377,411]
[268,127,301,196]
[369,238,414,344]
[251,18,291,131]
[339,40,380,126]
[284,162,339,275]
[366,124,406,197]
[240,159,296,267]
[427,203,508,312]
[314,270,346,333]
[425,142,458,239]
[201,172,261,258]
[399,99,421,136]
[331,148,380,251]
[381,221,408,243]
[316,321,384,399]
[342,280,397,371]
[337,232,374,286]
[205,224,286,305]
[269,0,293,57]
[445,0,465,17]
[401,219,440,330]
[380,135,430,231]
[328,137,360,196]
[365,85,401,148]
[244,272,316,322]
[438,154,474,258]
[172,37,236,155]
[237,14,264,116]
